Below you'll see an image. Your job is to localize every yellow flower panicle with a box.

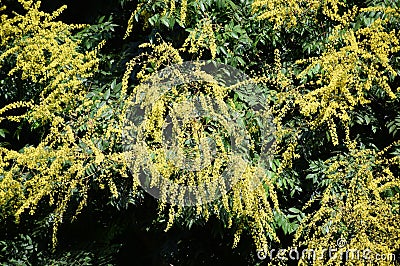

[0,0,115,247]
[294,146,400,265]
[251,0,344,29]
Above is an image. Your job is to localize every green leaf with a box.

[160,16,170,28]
[288,207,301,214]
[231,31,239,39]
[104,88,110,100]
[0,129,9,138]
[236,56,245,65]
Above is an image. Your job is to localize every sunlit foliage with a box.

[1,0,400,264]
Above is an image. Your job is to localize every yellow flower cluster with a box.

[124,3,144,39]
[182,18,218,59]
[2,0,399,257]
[180,0,188,25]
[294,7,400,146]
[122,52,280,250]
[0,0,117,247]
[293,144,400,266]
[253,5,400,257]
[251,0,344,28]
[124,0,189,38]
[1,0,104,124]
[122,39,183,93]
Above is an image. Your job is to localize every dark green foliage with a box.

[1,0,400,265]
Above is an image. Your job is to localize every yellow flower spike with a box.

[180,0,187,25]
[182,18,218,59]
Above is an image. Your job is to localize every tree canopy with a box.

[1,0,400,265]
